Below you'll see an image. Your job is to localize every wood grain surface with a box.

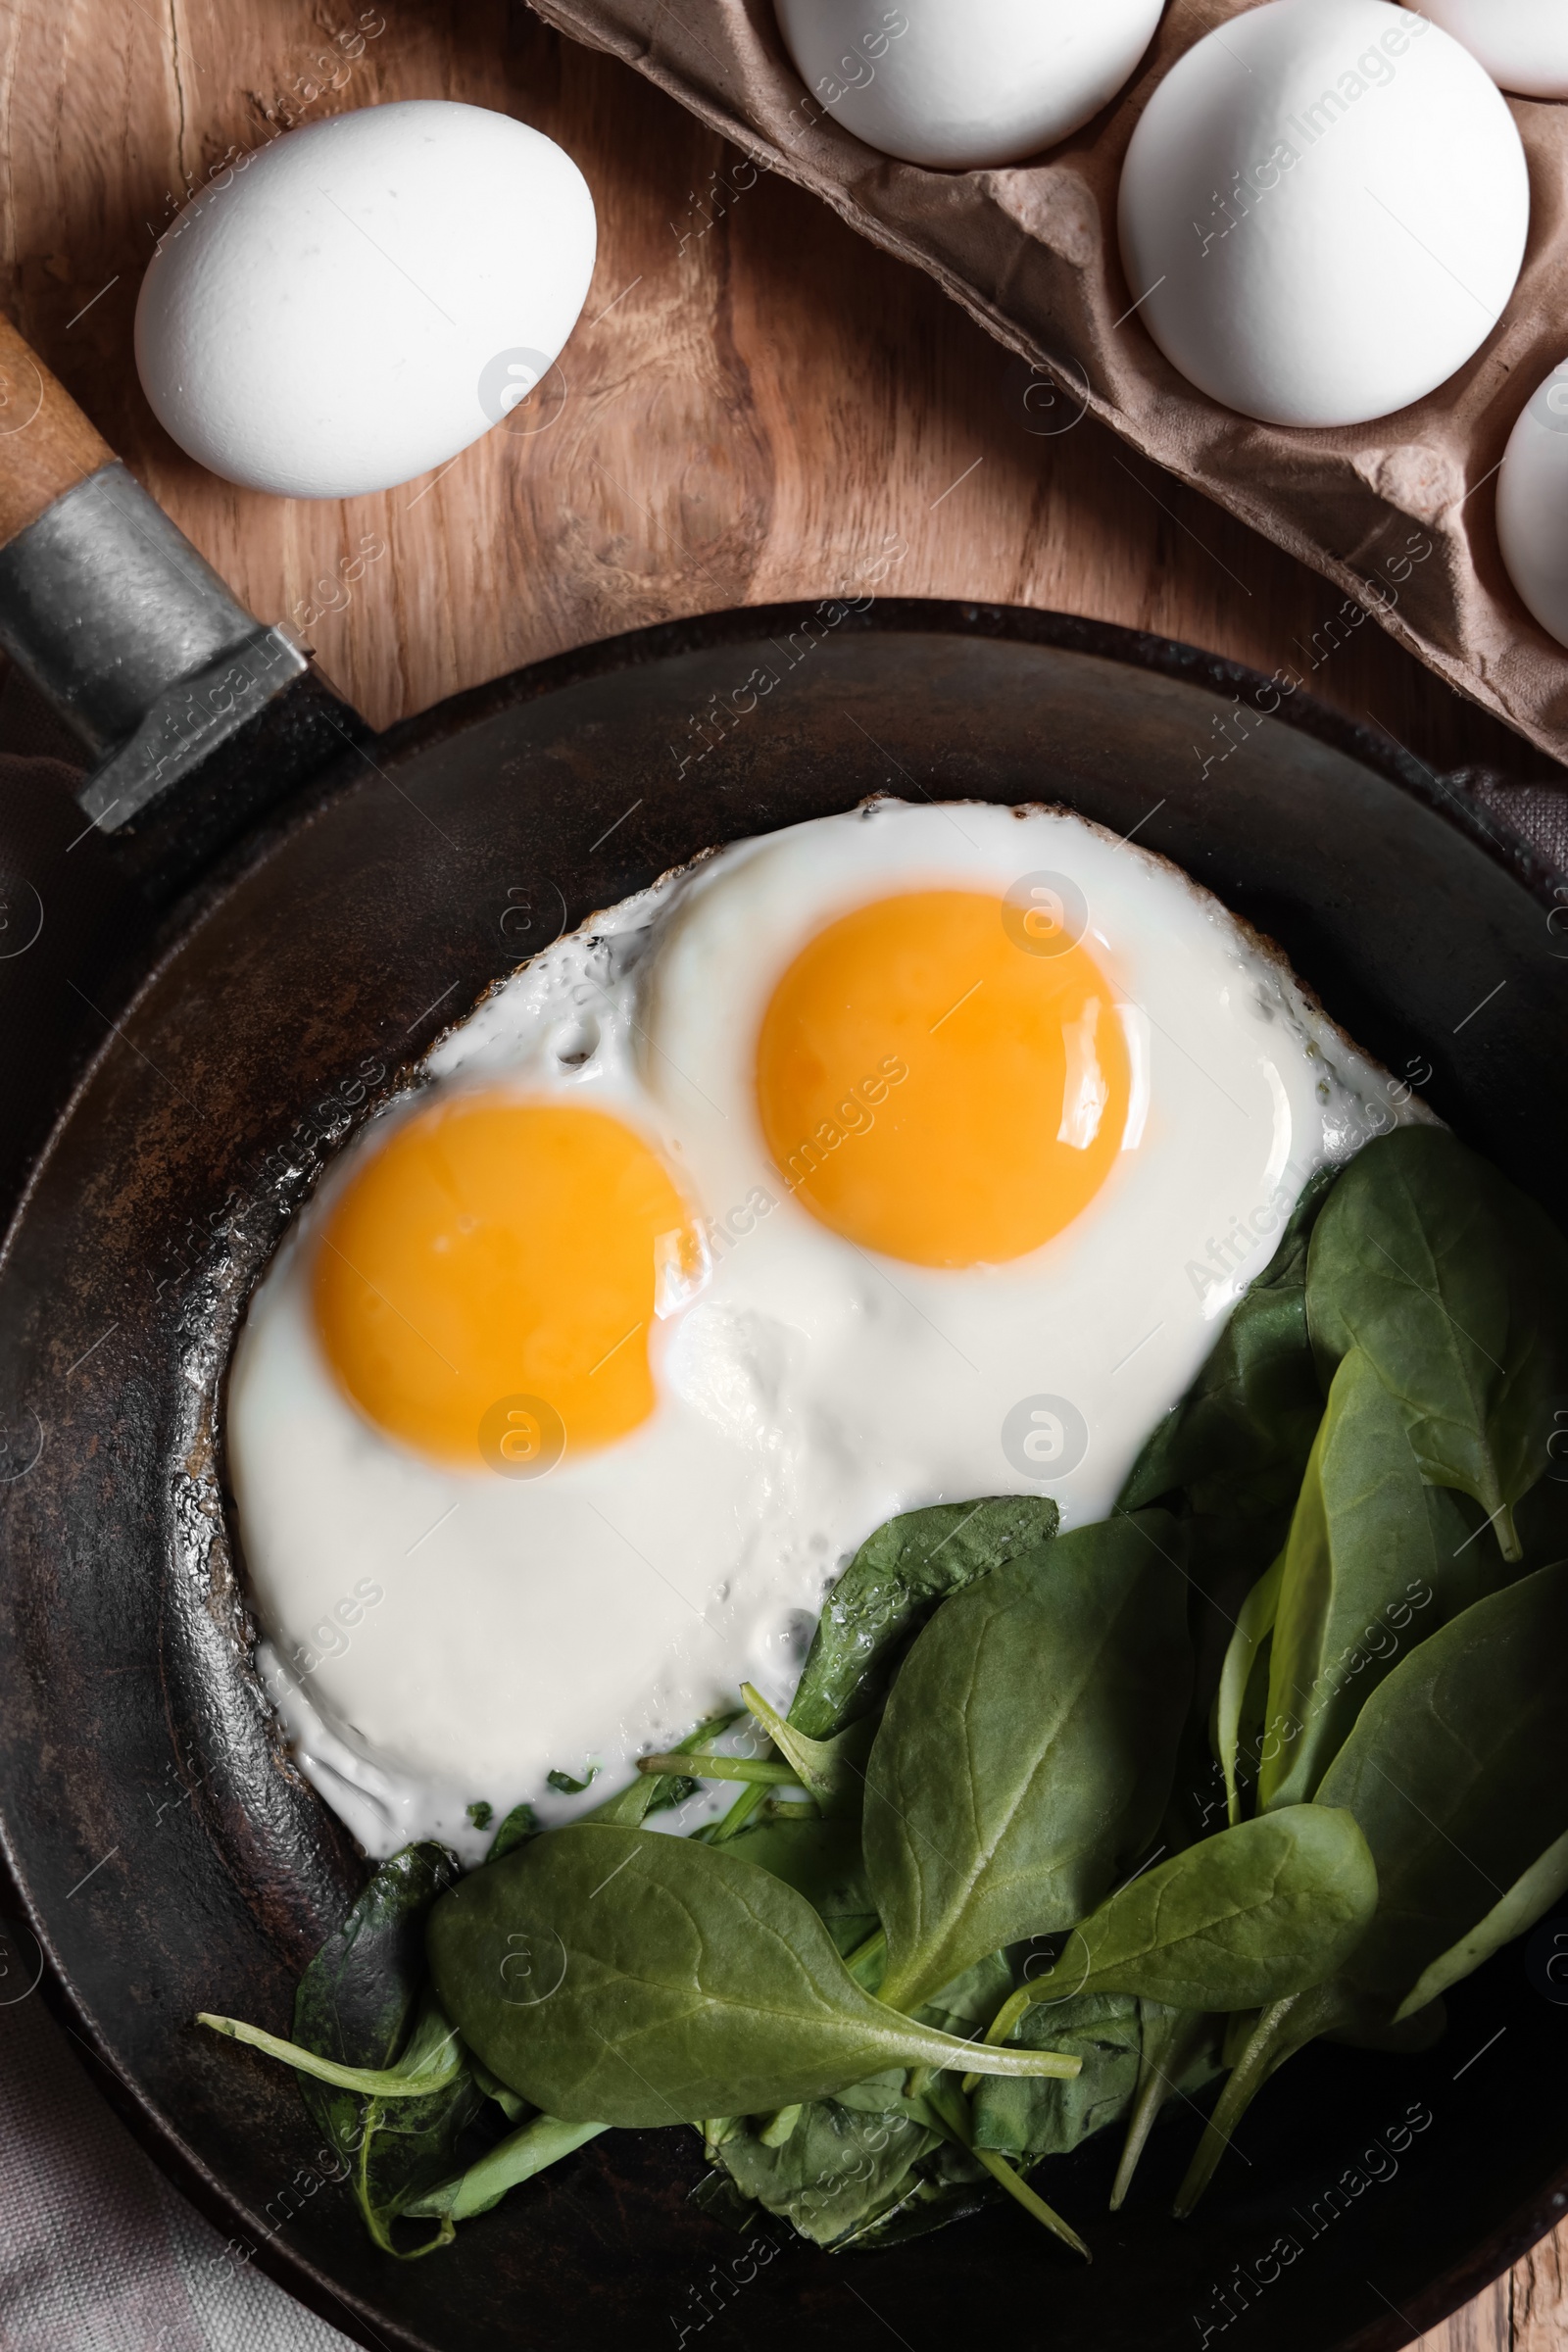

[0,3,1563,2346]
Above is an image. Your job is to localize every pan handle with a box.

[0,313,361,897]
[0,316,116,540]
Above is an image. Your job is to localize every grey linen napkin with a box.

[0,1984,350,2352]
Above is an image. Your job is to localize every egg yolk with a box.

[756,889,1131,1268]
[312,1097,698,1467]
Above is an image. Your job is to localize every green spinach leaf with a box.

[291,1843,458,2084]
[1305,1126,1568,1560]
[920,2075,1090,2257]
[831,2152,996,2250]
[1215,1552,1283,1825]
[1259,1350,1440,1809]
[710,2099,940,2247]
[1395,1827,1568,2021]
[487,1805,538,1861]
[1177,1560,1568,2213]
[863,1512,1192,2011]
[246,1844,484,2257]
[970,1991,1143,2161]
[1314,1558,1568,2005]
[989,1806,1375,2027]
[1262,1354,1522,1812]
[1118,1167,1338,1530]
[724,1816,877,1957]
[425,1826,1082,2129]
[788,1495,1059,1740]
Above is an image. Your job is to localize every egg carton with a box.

[524,0,1568,782]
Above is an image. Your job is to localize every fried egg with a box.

[228,802,1415,1858]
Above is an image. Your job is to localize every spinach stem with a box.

[360,2107,457,2259]
[973,2148,1092,2261]
[925,2072,1091,2259]
[707,1781,770,1841]
[195,2013,464,2099]
[981,1985,1031,2052]
[404,2114,609,2222]
[844,1926,886,1987]
[1109,2005,1212,2211]
[1173,1981,1349,2216]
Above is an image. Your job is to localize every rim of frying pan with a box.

[130,597,1568,970]
[3,595,1565,2352]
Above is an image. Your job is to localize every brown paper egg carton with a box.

[525,0,1568,796]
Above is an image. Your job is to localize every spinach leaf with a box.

[988,1806,1375,2026]
[487,1805,538,1861]
[921,2075,1090,2257]
[1262,1354,1523,1812]
[724,1816,877,1959]
[1259,1350,1438,1809]
[1395,1827,1568,2021]
[832,2150,997,2250]
[1177,1561,1568,2213]
[1215,1552,1283,1825]
[789,1495,1060,1740]
[1305,1126,1568,1560]
[425,1826,1082,2128]
[710,2099,941,2247]
[970,1991,1143,2161]
[915,1948,1012,2041]
[292,1843,459,2086]
[284,1842,484,2255]
[835,1950,1015,2119]
[863,1512,1192,2011]
[1118,1167,1338,1530]
[1315,1558,1568,2004]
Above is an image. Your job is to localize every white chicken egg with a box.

[228,802,1412,1863]
[1496,360,1568,646]
[1117,0,1529,427]
[1414,1,1568,99]
[773,0,1166,171]
[135,101,596,499]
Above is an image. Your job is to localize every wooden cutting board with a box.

[0,3,1562,2346]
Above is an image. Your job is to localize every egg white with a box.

[230,802,1420,1860]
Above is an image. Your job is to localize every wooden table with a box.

[2,4,1563,2345]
